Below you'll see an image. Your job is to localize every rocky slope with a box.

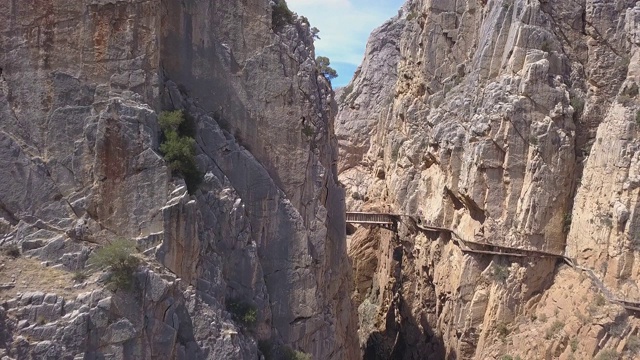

[0,0,357,359]
[337,0,640,359]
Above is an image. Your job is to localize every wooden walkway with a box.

[346,211,640,313]
[346,212,399,231]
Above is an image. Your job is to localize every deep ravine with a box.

[0,0,639,359]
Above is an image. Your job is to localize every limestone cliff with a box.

[337,0,640,359]
[0,0,357,359]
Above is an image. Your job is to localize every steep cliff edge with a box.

[338,0,640,359]
[0,0,357,359]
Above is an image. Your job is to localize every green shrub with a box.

[563,212,572,233]
[595,349,619,360]
[545,320,565,339]
[626,335,640,353]
[571,96,585,121]
[595,293,607,306]
[310,27,320,39]
[316,56,338,82]
[496,323,510,340]
[159,109,184,130]
[227,299,258,327]
[271,0,294,32]
[302,124,314,137]
[282,347,312,360]
[576,311,591,324]
[636,110,640,126]
[158,110,202,194]
[72,270,88,283]
[88,239,140,291]
[1,244,20,258]
[493,265,510,283]
[570,337,579,352]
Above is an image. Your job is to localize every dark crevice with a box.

[458,193,487,223]
[444,187,487,224]
[445,188,464,210]
[0,200,19,225]
[289,316,312,326]
[346,223,357,235]
[363,231,445,359]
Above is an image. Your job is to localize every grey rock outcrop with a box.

[336,14,406,174]
[1,270,256,359]
[337,0,640,359]
[0,0,357,359]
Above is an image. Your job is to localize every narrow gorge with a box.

[0,0,638,360]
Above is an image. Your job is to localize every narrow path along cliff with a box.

[338,0,640,359]
[0,0,639,359]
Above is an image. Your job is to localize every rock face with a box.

[0,0,357,359]
[337,0,640,359]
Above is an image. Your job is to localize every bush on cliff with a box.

[1,244,20,258]
[282,347,312,360]
[159,110,202,194]
[316,56,338,81]
[272,0,294,32]
[226,299,258,327]
[88,239,140,291]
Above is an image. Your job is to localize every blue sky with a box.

[287,0,405,88]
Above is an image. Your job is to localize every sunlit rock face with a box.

[337,0,640,358]
[0,0,357,358]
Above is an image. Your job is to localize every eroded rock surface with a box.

[0,0,357,359]
[338,0,640,358]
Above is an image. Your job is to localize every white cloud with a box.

[287,0,403,66]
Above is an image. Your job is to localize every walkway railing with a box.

[346,212,399,231]
[345,211,640,313]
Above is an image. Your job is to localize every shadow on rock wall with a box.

[363,295,445,360]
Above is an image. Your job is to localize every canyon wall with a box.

[338,0,640,359]
[0,0,357,359]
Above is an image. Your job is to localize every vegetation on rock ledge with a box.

[1,244,20,258]
[316,56,338,81]
[159,110,202,194]
[226,299,258,327]
[88,239,140,291]
[272,0,294,32]
[282,347,312,360]
[258,341,311,360]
